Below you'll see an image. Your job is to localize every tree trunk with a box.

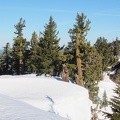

[61,64,69,82]
[19,58,23,75]
[76,30,83,86]
[19,40,24,75]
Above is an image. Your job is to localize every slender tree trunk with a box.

[19,58,23,75]
[76,30,83,86]
[19,40,24,75]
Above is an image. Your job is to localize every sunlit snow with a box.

[0,74,92,120]
[0,73,116,120]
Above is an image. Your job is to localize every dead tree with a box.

[61,64,69,82]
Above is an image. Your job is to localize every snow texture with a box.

[0,73,116,120]
[0,74,92,120]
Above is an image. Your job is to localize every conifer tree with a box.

[28,31,39,73]
[105,83,120,120]
[101,90,108,110]
[67,13,91,86]
[0,43,12,74]
[110,37,120,58]
[63,47,77,79]
[38,16,61,75]
[83,45,102,103]
[94,37,117,79]
[12,18,29,74]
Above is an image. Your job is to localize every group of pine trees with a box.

[0,13,120,119]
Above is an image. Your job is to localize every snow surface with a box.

[98,73,116,101]
[97,73,117,120]
[0,73,116,120]
[0,94,67,120]
[0,74,92,120]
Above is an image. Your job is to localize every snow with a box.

[98,72,116,101]
[0,94,67,120]
[0,74,92,120]
[97,72,117,119]
[0,73,117,120]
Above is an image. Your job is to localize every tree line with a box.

[0,13,120,105]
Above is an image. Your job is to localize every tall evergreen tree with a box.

[105,83,120,120]
[28,31,39,73]
[83,45,102,103]
[67,12,91,86]
[38,16,61,75]
[12,18,29,74]
[65,13,102,103]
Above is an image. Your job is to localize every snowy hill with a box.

[0,73,117,120]
[0,94,67,120]
[0,74,92,120]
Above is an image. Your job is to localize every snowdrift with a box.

[0,74,92,120]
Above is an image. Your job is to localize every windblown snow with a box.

[0,74,92,120]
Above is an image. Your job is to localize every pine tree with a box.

[12,18,29,74]
[68,12,91,86]
[0,43,12,74]
[38,16,61,76]
[94,37,117,79]
[63,43,77,80]
[83,45,102,103]
[110,37,120,58]
[105,83,120,120]
[28,31,39,73]
[100,90,108,110]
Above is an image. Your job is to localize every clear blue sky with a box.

[0,0,120,48]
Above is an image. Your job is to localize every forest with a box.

[0,13,120,119]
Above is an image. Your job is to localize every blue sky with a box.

[0,0,120,48]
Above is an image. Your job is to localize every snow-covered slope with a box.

[0,74,92,120]
[97,73,117,119]
[0,94,67,120]
[98,74,116,101]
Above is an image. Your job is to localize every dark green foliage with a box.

[65,13,102,103]
[94,37,117,73]
[105,84,120,120]
[100,90,108,109]
[110,37,120,57]
[109,60,120,83]
[14,18,25,37]
[12,18,29,74]
[28,31,39,73]
[83,45,102,104]
[63,45,77,79]
[38,16,62,76]
[0,43,12,74]
[66,13,90,84]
